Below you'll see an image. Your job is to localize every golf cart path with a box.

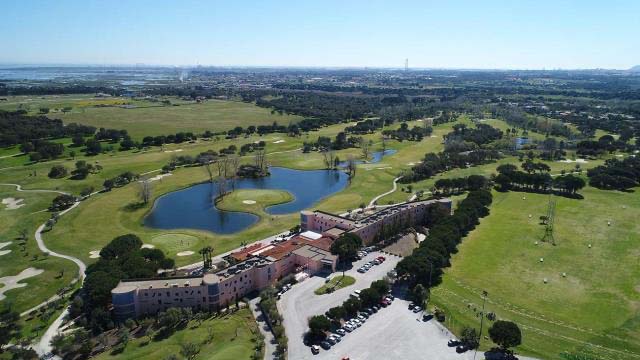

[368,176,401,207]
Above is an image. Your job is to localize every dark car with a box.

[422,313,434,322]
[320,341,331,350]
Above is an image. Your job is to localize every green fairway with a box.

[0,95,302,139]
[314,275,356,295]
[0,186,76,314]
[149,233,202,254]
[216,188,294,215]
[430,187,640,359]
[93,308,263,360]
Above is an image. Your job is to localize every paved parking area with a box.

[278,251,473,360]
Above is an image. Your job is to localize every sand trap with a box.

[0,242,11,256]
[147,173,173,182]
[558,158,588,163]
[242,200,257,204]
[89,250,100,259]
[416,119,423,122]
[2,197,25,210]
[141,244,156,249]
[164,149,184,153]
[0,267,44,300]
[430,135,438,138]
[177,251,195,257]
[407,162,416,166]
[273,140,285,144]
[417,233,426,243]
[376,167,393,170]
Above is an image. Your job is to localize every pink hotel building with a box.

[112,198,451,319]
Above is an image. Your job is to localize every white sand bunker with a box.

[407,162,416,166]
[177,251,195,257]
[430,135,438,138]
[558,158,588,163]
[2,197,25,210]
[164,149,184,153]
[273,140,285,144]
[0,242,11,256]
[242,200,257,205]
[0,267,44,300]
[141,244,156,249]
[89,250,100,259]
[147,173,173,182]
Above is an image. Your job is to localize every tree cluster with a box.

[0,110,95,147]
[587,156,640,191]
[400,150,502,183]
[433,175,489,195]
[495,163,586,196]
[307,280,389,342]
[396,190,493,289]
[329,233,363,262]
[81,234,175,333]
[382,122,432,141]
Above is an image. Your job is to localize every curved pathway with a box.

[0,183,69,195]
[368,176,402,207]
[1,183,86,358]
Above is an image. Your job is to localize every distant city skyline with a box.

[2,0,638,70]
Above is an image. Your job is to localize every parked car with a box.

[320,341,331,350]
[344,325,354,332]
[357,314,366,321]
[327,337,337,345]
[330,334,342,342]
[354,289,361,296]
[336,328,346,336]
[386,294,395,300]
[311,345,320,354]
[357,267,366,273]
[365,308,374,315]
[408,303,416,310]
[413,306,422,313]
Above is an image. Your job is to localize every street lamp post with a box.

[473,290,488,360]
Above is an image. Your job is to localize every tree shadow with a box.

[123,202,147,212]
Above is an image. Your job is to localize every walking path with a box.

[0,183,88,358]
[368,176,402,207]
[248,298,278,360]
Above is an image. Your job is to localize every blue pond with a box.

[338,149,397,167]
[144,167,349,234]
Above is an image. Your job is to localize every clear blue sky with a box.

[1,0,638,69]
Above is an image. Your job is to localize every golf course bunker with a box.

[89,250,100,259]
[2,197,25,210]
[177,251,195,257]
[242,200,257,205]
[150,233,200,252]
[0,242,11,256]
[141,244,156,249]
[273,139,285,144]
[0,267,44,301]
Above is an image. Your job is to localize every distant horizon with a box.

[0,62,637,72]
[2,1,639,70]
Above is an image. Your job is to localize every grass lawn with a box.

[314,275,356,295]
[0,186,76,314]
[430,187,640,359]
[93,308,263,360]
[216,189,294,215]
[0,94,302,139]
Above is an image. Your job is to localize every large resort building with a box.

[112,198,451,319]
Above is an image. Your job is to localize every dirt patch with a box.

[0,267,44,300]
[384,233,418,257]
[2,197,25,210]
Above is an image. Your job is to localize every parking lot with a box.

[279,251,472,360]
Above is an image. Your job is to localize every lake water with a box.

[144,167,349,234]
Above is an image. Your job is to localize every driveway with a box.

[278,251,401,359]
[279,251,474,360]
